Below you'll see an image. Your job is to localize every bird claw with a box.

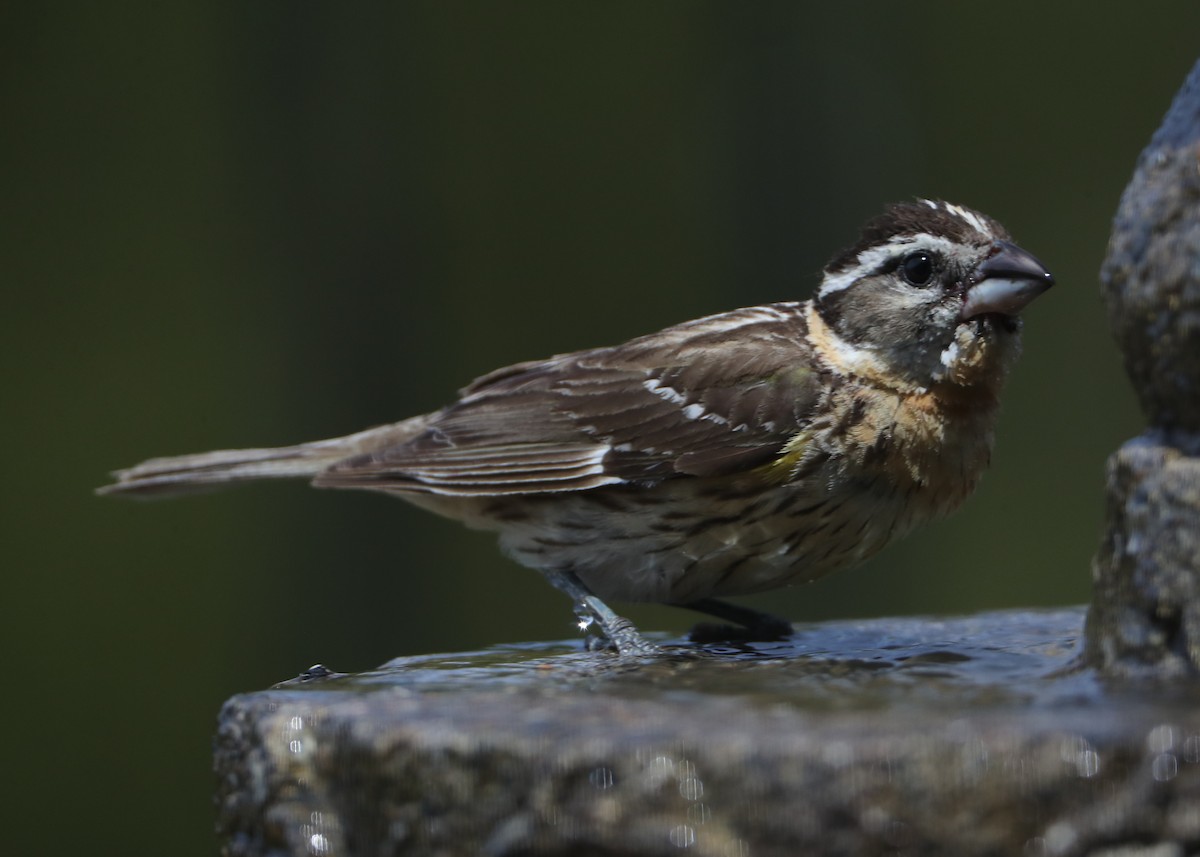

[575,596,660,657]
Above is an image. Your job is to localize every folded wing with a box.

[314,304,821,496]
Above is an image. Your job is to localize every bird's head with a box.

[812,200,1054,392]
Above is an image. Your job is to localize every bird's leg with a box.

[544,570,660,656]
[676,598,794,644]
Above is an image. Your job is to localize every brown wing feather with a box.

[314,303,822,496]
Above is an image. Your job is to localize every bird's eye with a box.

[901,252,935,287]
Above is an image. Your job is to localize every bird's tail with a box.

[96,418,431,499]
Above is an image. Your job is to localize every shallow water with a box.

[269,607,1145,716]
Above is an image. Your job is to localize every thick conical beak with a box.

[961,239,1055,319]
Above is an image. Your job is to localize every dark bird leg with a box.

[677,598,794,644]
[544,570,660,656]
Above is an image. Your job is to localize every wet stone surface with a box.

[214,608,1200,857]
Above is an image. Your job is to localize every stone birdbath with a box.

[214,62,1200,857]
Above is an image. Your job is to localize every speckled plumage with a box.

[100,200,1054,651]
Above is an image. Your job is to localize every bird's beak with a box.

[961,240,1055,319]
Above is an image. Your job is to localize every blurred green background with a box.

[4,3,1195,854]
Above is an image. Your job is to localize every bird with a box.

[99,200,1054,656]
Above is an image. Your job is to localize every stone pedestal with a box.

[214,610,1200,857]
[1086,57,1200,677]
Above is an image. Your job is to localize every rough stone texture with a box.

[1101,59,1200,431]
[1086,439,1200,677]
[214,609,1200,857]
[1088,58,1200,676]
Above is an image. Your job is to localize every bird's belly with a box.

[483,477,929,604]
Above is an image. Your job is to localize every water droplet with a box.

[1148,723,1176,753]
[1152,753,1178,782]
[669,824,696,848]
[679,777,704,801]
[1183,733,1200,763]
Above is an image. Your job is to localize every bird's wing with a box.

[313,304,823,496]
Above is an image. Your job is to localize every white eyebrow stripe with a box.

[818,244,897,296]
[902,234,968,257]
[817,233,964,297]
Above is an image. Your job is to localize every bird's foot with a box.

[575,596,660,657]
[548,569,660,657]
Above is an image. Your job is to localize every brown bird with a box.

[99,200,1054,655]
